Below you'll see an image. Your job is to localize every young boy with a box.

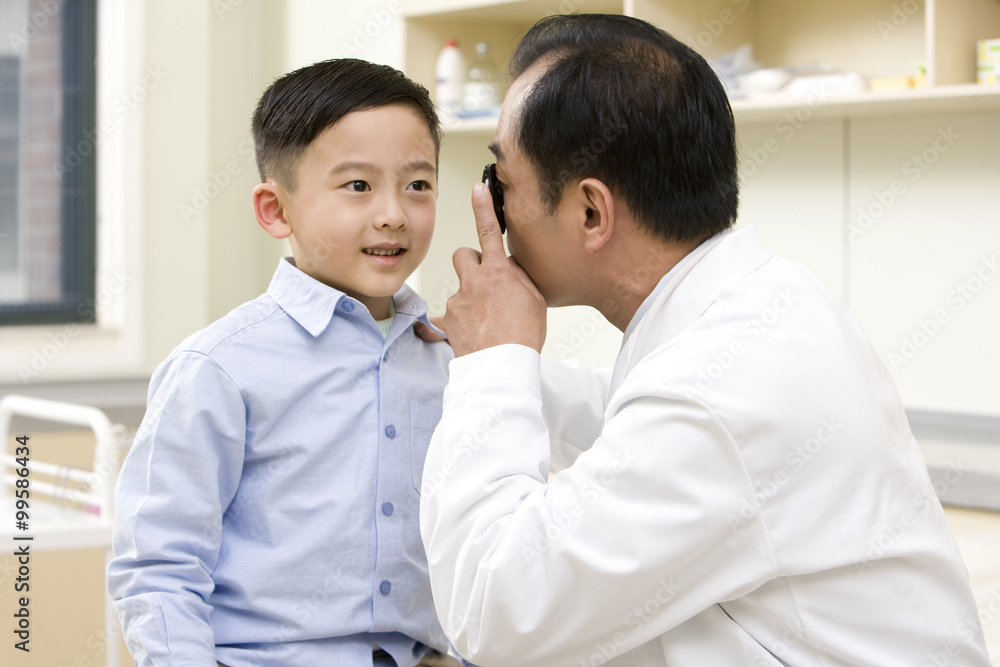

[109,59,458,667]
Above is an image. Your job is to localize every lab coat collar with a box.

[610,224,773,395]
[620,229,726,343]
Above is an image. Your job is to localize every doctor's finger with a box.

[452,246,484,280]
[471,182,507,265]
[508,257,544,296]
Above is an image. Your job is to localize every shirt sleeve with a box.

[420,344,776,667]
[108,351,246,666]
[539,355,612,473]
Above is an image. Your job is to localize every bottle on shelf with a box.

[435,38,465,122]
[462,41,501,115]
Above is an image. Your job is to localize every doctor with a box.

[419,13,990,667]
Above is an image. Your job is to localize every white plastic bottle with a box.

[435,39,465,121]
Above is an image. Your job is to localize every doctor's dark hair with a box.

[251,58,441,190]
[508,14,738,244]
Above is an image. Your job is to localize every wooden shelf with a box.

[441,115,499,135]
[731,83,1000,123]
[403,0,623,21]
[439,84,1000,136]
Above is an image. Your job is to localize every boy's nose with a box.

[374,194,407,229]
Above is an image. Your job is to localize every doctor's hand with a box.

[413,317,447,343]
[443,183,547,358]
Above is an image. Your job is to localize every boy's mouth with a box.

[363,247,404,257]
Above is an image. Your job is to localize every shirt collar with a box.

[267,257,431,337]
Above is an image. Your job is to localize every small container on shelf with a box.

[435,38,465,121]
[978,38,1000,84]
[461,41,502,117]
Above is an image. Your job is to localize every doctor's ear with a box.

[575,178,615,255]
[253,182,292,240]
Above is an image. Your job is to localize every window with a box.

[0,0,95,325]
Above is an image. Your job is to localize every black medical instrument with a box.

[481,163,506,234]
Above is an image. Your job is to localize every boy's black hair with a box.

[508,14,738,244]
[252,58,441,190]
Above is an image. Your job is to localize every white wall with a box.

[1,0,996,420]
[285,0,405,70]
[1,0,406,387]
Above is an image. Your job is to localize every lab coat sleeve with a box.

[107,352,246,666]
[539,355,612,472]
[420,344,777,667]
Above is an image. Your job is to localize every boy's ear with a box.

[576,178,615,255]
[253,182,292,240]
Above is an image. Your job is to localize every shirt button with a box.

[384,424,396,438]
[381,502,394,516]
[341,301,354,312]
[379,580,391,595]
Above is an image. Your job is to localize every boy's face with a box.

[280,104,437,318]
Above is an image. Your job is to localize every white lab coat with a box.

[420,225,990,666]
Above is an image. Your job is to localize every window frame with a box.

[0,0,97,326]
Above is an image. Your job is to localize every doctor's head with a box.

[490,14,739,311]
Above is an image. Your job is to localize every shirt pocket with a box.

[410,402,443,494]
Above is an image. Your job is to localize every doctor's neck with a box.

[589,232,699,332]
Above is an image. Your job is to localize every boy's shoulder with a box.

[171,292,282,359]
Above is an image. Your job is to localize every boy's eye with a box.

[408,180,433,192]
[346,180,370,192]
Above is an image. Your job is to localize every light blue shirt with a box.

[109,258,454,667]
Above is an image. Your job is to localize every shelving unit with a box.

[439,84,1000,132]
[404,0,1000,103]
[401,0,1000,414]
